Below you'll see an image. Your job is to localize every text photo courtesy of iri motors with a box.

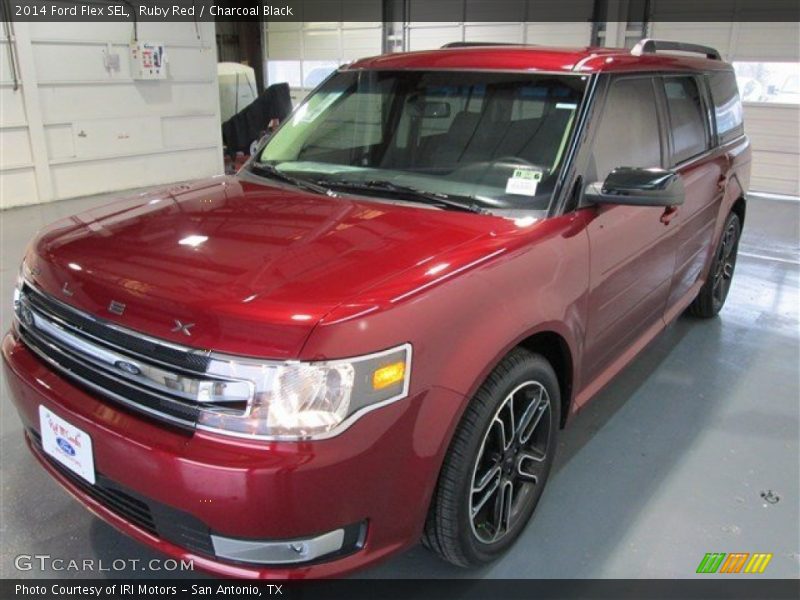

[0,1,798,599]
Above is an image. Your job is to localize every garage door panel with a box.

[524,22,592,46]
[734,23,800,61]
[0,128,33,169]
[0,87,27,125]
[302,30,340,59]
[750,176,800,196]
[38,82,218,123]
[751,151,800,195]
[408,26,463,51]
[743,104,800,195]
[746,133,800,154]
[50,147,220,200]
[342,27,382,60]
[0,168,39,209]
[463,24,523,44]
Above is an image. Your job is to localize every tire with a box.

[423,347,560,567]
[688,211,742,318]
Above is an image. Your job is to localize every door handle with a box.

[660,206,679,225]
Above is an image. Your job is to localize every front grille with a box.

[15,283,249,429]
[28,429,215,556]
[20,325,201,425]
[25,285,211,372]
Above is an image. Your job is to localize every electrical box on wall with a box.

[129,42,166,80]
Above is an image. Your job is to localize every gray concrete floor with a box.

[0,189,798,579]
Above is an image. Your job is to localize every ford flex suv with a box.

[3,40,750,577]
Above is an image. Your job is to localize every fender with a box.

[702,135,751,282]
[303,210,591,463]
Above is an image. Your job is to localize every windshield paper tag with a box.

[505,168,542,197]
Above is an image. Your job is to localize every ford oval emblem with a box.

[56,437,76,456]
[115,360,141,376]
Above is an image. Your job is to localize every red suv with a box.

[4,40,749,577]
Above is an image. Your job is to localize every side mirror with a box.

[585,167,685,208]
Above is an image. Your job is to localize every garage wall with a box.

[0,21,223,210]
[650,21,800,195]
[0,31,37,210]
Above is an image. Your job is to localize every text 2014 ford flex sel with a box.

[4,41,749,577]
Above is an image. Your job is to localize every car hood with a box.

[26,176,511,359]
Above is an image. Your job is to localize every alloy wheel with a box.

[712,218,740,311]
[469,381,552,544]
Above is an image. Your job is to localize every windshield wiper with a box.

[314,179,488,214]
[250,162,335,197]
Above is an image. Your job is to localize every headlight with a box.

[197,344,412,440]
[13,262,27,309]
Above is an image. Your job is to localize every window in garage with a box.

[733,62,800,104]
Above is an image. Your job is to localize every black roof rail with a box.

[441,42,533,49]
[630,39,722,60]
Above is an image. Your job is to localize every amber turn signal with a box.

[372,361,406,390]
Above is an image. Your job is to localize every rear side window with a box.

[708,70,744,143]
[663,76,711,164]
[588,77,662,183]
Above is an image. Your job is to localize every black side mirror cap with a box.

[585,167,685,208]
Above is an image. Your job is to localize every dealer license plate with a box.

[39,405,96,485]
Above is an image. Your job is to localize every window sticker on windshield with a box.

[505,168,543,197]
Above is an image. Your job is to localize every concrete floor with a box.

[0,189,798,579]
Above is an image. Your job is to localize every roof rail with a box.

[441,42,532,49]
[631,39,721,60]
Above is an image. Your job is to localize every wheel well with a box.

[518,332,573,428]
[732,196,746,226]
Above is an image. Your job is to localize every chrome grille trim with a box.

[25,308,252,404]
[17,321,199,428]
[15,283,254,428]
[22,282,212,373]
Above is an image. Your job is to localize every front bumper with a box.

[3,332,462,578]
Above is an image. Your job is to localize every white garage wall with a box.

[0,32,38,209]
[0,21,223,210]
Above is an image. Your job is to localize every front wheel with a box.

[688,211,742,318]
[423,348,560,567]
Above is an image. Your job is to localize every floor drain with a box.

[760,490,780,504]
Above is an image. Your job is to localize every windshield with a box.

[257,70,587,212]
